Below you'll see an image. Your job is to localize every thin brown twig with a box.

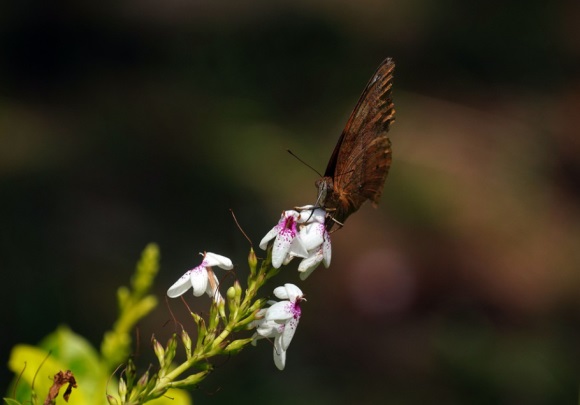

[229,209,253,247]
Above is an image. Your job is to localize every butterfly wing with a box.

[322,58,396,227]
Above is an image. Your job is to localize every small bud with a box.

[164,334,178,366]
[181,328,193,359]
[190,310,208,347]
[107,395,120,405]
[125,359,137,387]
[227,286,237,320]
[218,296,226,319]
[226,286,236,300]
[137,370,149,389]
[171,370,210,389]
[238,307,265,329]
[118,377,127,401]
[152,337,165,368]
[190,311,203,324]
[249,298,266,313]
[248,248,258,275]
[145,370,159,393]
[126,358,136,374]
[208,300,220,332]
[224,337,253,354]
[234,281,243,301]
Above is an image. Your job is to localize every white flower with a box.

[167,252,233,304]
[297,232,332,280]
[259,210,308,268]
[252,284,304,370]
[295,206,332,279]
[260,206,332,274]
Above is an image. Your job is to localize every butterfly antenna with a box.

[287,149,323,177]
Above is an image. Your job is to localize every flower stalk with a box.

[114,245,286,403]
[109,205,331,403]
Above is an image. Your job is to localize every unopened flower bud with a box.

[249,298,266,313]
[248,248,258,275]
[118,377,127,401]
[171,370,210,389]
[152,337,165,368]
[226,286,236,300]
[107,395,120,405]
[164,334,178,366]
[218,295,226,318]
[224,337,253,354]
[125,359,137,383]
[181,329,192,359]
[234,280,242,300]
[137,370,149,389]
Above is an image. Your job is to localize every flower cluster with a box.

[166,205,331,371]
[259,205,331,280]
[251,284,304,370]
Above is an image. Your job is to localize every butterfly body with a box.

[317,58,396,230]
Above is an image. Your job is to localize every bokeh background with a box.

[2,1,580,404]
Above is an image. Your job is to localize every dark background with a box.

[2,1,580,404]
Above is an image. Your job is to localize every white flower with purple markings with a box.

[260,205,331,277]
[251,283,305,370]
[167,252,233,304]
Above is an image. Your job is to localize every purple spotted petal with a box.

[189,266,208,297]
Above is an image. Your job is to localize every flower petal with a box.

[251,332,261,346]
[272,229,295,268]
[299,265,317,281]
[282,254,295,266]
[295,205,315,222]
[205,268,222,302]
[265,301,293,321]
[322,234,331,267]
[278,283,303,303]
[297,250,323,278]
[203,252,233,270]
[189,266,208,297]
[267,210,303,268]
[259,226,279,250]
[296,206,326,223]
[311,208,326,223]
[272,285,289,300]
[257,319,284,338]
[273,336,286,370]
[299,222,325,251]
[280,317,299,350]
[167,269,193,298]
[287,234,308,258]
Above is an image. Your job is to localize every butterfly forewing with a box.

[318,58,396,230]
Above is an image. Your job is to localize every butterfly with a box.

[315,58,396,230]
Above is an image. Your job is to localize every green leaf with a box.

[8,326,109,404]
[39,326,107,396]
[7,344,91,404]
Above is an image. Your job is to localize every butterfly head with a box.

[314,176,333,208]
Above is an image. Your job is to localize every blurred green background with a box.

[2,1,580,404]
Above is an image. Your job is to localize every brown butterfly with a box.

[316,58,396,230]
